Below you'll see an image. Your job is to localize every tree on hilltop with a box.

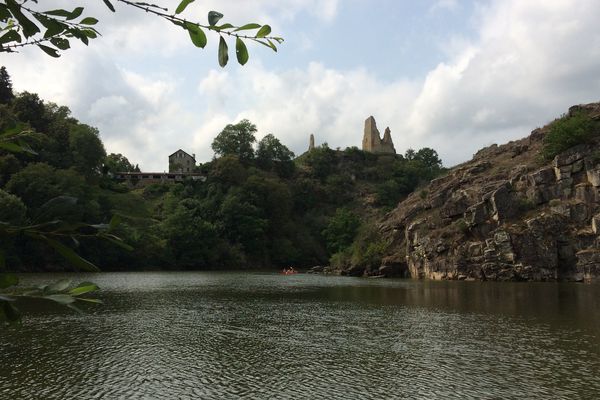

[0,66,14,104]
[211,119,257,162]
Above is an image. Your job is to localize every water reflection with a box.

[1,272,599,399]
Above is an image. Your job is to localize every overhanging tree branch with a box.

[0,0,284,66]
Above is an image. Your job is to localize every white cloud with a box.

[429,0,459,14]
[4,0,600,171]
[406,0,600,164]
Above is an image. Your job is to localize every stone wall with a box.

[169,149,196,173]
[362,116,396,154]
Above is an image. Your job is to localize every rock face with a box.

[362,116,396,154]
[379,103,600,282]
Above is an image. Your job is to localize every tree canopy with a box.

[211,119,257,162]
[0,66,14,104]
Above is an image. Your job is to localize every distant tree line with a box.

[0,66,445,272]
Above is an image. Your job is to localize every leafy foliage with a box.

[0,274,101,323]
[256,134,295,177]
[321,208,360,254]
[0,66,14,104]
[0,70,446,274]
[211,119,257,162]
[0,0,283,66]
[542,112,600,160]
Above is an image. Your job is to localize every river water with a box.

[1,272,599,399]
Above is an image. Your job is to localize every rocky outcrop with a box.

[379,103,600,282]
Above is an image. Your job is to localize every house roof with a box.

[168,149,195,159]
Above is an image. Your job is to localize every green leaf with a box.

[50,37,70,50]
[255,39,277,52]
[109,214,122,231]
[69,282,99,296]
[76,297,103,304]
[43,294,76,305]
[100,234,134,251]
[215,23,234,30]
[38,44,60,58]
[208,11,223,26]
[175,0,195,14]
[42,237,100,272]
[47,279,72,293]
[16,140,37,155]
[44,7,84,21]
[43,9,72,18]
[6,0,40,38]
[66,303,83,314]
[0,4,11,20]
[80,17,98,25]
[34,196,78,223]
[234,23,261,32]
[0,273,18,289]
[185,23,206,48]
[256,24,271,38]
[102,0,116,12]
[0,30,21,45]
[0,141,23,152]
[35,14,66,38]
[235,38,249,66]
[67,7,84,21]
[82,30,98,39]
[218,36,228,67]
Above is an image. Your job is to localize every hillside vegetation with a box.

[0,68,443,272]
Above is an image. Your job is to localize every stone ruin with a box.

[362,116,396,154]
[308,134,315,151]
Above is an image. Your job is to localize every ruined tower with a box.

[309,134,315,151]
[361,116,396,154]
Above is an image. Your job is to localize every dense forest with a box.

[0,67,444,272]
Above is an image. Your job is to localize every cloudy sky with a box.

[4,0,600,171]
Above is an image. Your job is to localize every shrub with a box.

[322,208,360,254]
[0,189,27,225]
[542,112,599,160]
[350,224,387,270]
[548,199,562,207]
[516,197,537,213]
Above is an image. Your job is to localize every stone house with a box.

[169,149,196,173]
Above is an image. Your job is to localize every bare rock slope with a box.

[379,103,600,282]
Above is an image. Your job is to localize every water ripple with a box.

[1,273,599,399]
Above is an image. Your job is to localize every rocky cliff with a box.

[378,103,600,282]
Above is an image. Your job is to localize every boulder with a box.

[575,183,596,204]
[576,249,600,282]
[528,166,556,186]
[490,183,514,222]
[592,214,600,234]
[464,201,489,226]
[586,167,600,187]
[553,144,587,168]
[441,190,471,218]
